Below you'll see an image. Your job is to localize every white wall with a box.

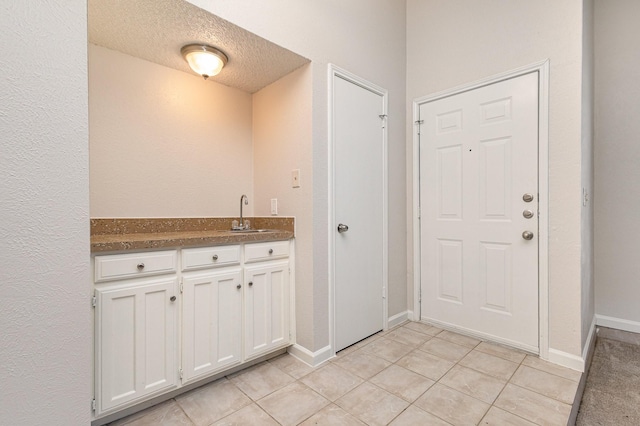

[594,0,640,330]
[406,0,586,358]
[581,0,596,350]
[188,0,408,352]
[253,65,314,348]
[89,44,254,218]
[0,1,91,424]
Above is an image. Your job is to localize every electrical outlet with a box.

[292,169,300,188]
[271,198,278,215]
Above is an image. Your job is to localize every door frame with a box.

[411,60,550,359]
[328,64,389,357]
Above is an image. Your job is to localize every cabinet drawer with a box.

[95,250,177,283]
[182,245,241,271]
[244,240,290,263]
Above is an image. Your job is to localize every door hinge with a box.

[91,398,96,412]
[418,289,422,303]
[415,119,424,135]
[91,295,97,308]
[418,206,421,219]
[180,279,184,294]
[179,368,183,380]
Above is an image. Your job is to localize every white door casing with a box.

[329,65,388,354]
[417,67,548,353]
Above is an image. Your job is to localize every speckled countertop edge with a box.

[91,217,295,253]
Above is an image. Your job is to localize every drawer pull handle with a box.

[137,263,145,270]
[236,284,241,289]
[212,254,219,261]
[170,296,176,302]
[268,249,274,255]
[248,281,253,287]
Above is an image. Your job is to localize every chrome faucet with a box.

[234,194,249,230]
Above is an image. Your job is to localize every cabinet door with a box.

[182,268,243,383]
[244,260,290,359]
[95,277,178,414]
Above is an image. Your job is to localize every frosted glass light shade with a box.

[181,44,228,80]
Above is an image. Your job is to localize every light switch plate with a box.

[271,198,278,215]
[292,169,300,188]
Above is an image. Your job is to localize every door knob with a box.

[522,231,534,240]
[523,209,534,219]
[337,223,349,233]
[522,193,534,202]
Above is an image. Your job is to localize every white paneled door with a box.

[333,69,387,352]
[419,72,539,352]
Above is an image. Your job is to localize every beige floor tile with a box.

[414,383,490,425]
[494,383,572,425]
[439,365,507,404]
[475,341,527,364]
[388,405,452,425]
[369,364,435,402]
[300,362,363,401]
[419,337,472,362]
[510,365,579,404]
[175,378,251,426]
[385,327,431,347]
[336,382,409,426]
[298,404,366,425]
[211,403,278,426]
[521,355,582,382]
[228,362,295,400]
[332,349,392,379]
[361,337,414,362]
[436,330,481,348]
[459,350,519,381]
[268,353,315,379]
[402,321,443,336]
[479,406,536,425]
[109,400,193,426]
[257,382,329,426]
[396,349,455,381]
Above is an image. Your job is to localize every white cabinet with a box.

[95,276,178,415]
[244,260,290,359]
[92,240,292,420]
[181,267,243,383]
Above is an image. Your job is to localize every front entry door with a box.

[333,71,386,352]
[419,72,539,352]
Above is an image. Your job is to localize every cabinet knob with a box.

[137,263,145,270]
[268,249,273,255]
[248,281,253,287]
[236,284,241,289]
[212,254,219,261]
[170,296,176,302]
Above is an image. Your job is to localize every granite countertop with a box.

[91,217,294,253]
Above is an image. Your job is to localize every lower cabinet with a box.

[93,241,292,419]
[244,260,290,359]
[95,276,178,414]
[181,267,243,383]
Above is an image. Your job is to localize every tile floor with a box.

[109,321,581,426]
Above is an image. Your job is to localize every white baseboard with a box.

[582,316,597,365]
[388,311,409,328]
[547,349,585,372]
[596,314,640,334]
[407,310,415,321]
[288,344,332,367]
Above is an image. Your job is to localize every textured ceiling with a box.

[88,0,310,93]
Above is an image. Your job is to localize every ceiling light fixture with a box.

[181,44,228,80]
